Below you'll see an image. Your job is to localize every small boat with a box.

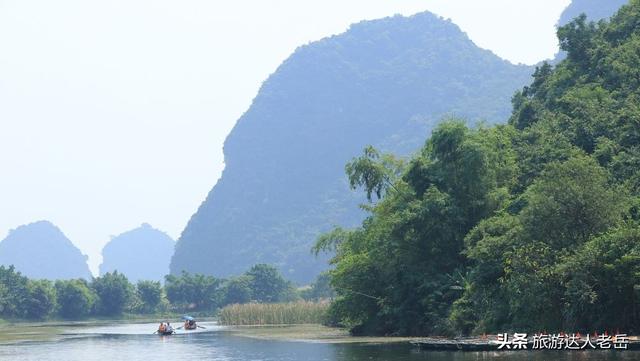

[182,315,198,330]
[157,322,175,335]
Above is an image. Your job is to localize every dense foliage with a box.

[223,264,299,305]
[55,279,96,318]
[92,271,134,316]
[165,272,223,310]
[244,264,294,303]
[134,280,163,313]
[0,263,310,321]
[318,1,640,336]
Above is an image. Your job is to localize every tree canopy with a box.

[92,271,134,316]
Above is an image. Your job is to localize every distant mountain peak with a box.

[10,219,56,233]
[100,224,174,282]
[0,220,91,280]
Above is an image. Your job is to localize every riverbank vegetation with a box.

[316,1,640,336]
[218,301,329,325]
[0,263,332,321]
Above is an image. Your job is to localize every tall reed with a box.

[218,301,329,325]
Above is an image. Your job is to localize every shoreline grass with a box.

[218,301,329,325]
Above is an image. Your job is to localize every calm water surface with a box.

[0,322,638,361]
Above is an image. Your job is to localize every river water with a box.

[0,322,637,361]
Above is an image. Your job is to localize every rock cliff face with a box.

[100,223,174,283]
[171,11,534,283]
[0,220,91,280]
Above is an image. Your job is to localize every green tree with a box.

[560,224,640,332]
[318,121,518,335]
[223,276,253,305]
[55,279,96,318]
[245,264,291,303]
[164,272,222,310]
[520,156,626,249]
[0,266,29,318]
[345,146,403,201]
[465,156,628,332]
[136,280,163,313]
[557,14,597,65]
[92,271,134,316]
[24,279,56,320]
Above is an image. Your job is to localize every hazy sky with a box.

[0,0,571,274]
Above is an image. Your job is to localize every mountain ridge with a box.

[171,10,533,283]
[0,220,91,280]
[100,223,174,283]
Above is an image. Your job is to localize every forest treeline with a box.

[316,1,640,336]
[0,264,333,320]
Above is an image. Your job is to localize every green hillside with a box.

[171,12,533,283]
[320,0,640,335]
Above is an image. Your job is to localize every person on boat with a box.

[158,323,165,333]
